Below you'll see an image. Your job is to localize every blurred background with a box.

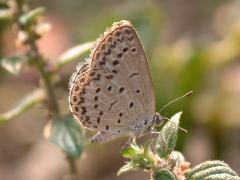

[0,0,240,179]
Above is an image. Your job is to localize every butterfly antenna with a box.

[159,91,193,113]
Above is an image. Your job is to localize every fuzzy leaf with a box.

[55,41,95,70]
[156,112,182,158]
[170,151,186,168]
[117,162,136,176]
[152,169,176,180]
[19,7,45,26]
[121,139,142,159]
[45,116,84,158]
[143,139,155,165]
[187,160,239,180]
[119,140,156,175]
[0,8,13,21]
[1,55,26,75]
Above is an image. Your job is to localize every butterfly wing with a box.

[69,20,155,135]
[70,69,145,131]
[90,21,156,124]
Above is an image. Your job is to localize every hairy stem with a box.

[12,0,78,177]
[27,38,60,115]
[14,0,59,116]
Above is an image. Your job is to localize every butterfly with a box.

[69,20,164,144]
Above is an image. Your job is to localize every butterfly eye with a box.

[154,114,164,126]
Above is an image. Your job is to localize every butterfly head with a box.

[144,113,165,134]
[153,113,165,126]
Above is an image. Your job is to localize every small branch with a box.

[0,9,13,21]
[0,89,46,123]
[27,38,60,115]
[64,156,79,180]
[52,41,95,71]
[67,156,78,174]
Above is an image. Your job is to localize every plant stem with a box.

[13,1,78,177]
[0,89,45,123]
[28,38,60,115]
[55,41,94,71]
[67,156,78,175]
[14,0,60,117]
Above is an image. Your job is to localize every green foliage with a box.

[0,1,93,175]
[156,112,181,158]
[118,139,155,175]
[187,161,240,180]
[117,162,136,176]
[1,55,27,75]
[152,170,176,180]
[0,89,45,124]
[0,8,13,21]
[45,116,85,159]
[118,112,183,176]
[119,112,240,179]
[19,7,45,27]
[56,41,95,70]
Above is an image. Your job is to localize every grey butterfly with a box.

[69,20,164,144]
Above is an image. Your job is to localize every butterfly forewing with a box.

[91,21,155,119]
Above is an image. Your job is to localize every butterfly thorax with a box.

[130,113,165,138]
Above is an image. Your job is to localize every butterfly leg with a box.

[90,129,128,143]
[121,136,135,150]
[150,129,161,139]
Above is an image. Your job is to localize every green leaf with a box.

[45,116,84,159]
[187,160,240,180]
[121,139,142,159]
[143,139,155,165]
[119,140,156,175]
[19,7,45,26]
[170,151,186,168]
[117,162,136,176]
[0,8,13,21]
[0,89,45,124]
[55,41,95,71]
[156,112,182,158]
[1,55,27,75]
[152,169,176,180]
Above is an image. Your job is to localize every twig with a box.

[27,37,60,115]
[66,156,78,175]
[54,41,95,71]
[0,88,46,123]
